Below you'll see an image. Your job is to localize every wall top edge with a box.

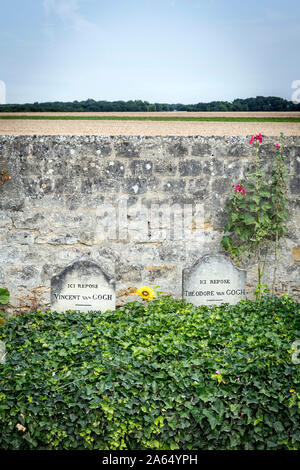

[0,134,299,138]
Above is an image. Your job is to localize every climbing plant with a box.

[221,133,290,298]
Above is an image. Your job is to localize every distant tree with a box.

[1,96,300,113]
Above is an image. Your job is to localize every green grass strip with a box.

[0,115,300,122]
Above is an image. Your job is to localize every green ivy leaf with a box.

[244,214,256,225]
[203,409,219,430]
[221,236,231,251]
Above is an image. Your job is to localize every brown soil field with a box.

[0,112,300,136]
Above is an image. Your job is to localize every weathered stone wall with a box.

[0,135,299,312]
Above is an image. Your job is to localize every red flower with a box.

[249,135,254,145]
[235,184,246,194]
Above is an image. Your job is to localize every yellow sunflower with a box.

[136,286,155,301]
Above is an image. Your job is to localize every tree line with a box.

[0,96,299,112]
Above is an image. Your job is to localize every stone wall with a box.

[0,135,299,312]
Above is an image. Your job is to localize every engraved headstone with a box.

[183,254,246,306]
[51,259,115,313]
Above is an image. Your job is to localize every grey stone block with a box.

[6,231,35,245]
[163,179,186,193]
[290,177,300,195]
[202,158,224,176]
[130,160,152,176]
[191,142,212,157]
[123,178,147,194]
[179,160,202,176]
[167,140,188,157]
[154,161,177,175]
[114,139,141,158]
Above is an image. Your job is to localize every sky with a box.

[0,0,300,104]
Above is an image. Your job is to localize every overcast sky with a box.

[0,0,299,104]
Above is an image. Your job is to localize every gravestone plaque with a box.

[183,254,246,306]
[51,259,115,313]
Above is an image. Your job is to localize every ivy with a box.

[0,288,9,305]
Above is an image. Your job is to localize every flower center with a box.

[142,291,149,296]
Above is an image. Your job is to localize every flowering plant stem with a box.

[269,133,290,295]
